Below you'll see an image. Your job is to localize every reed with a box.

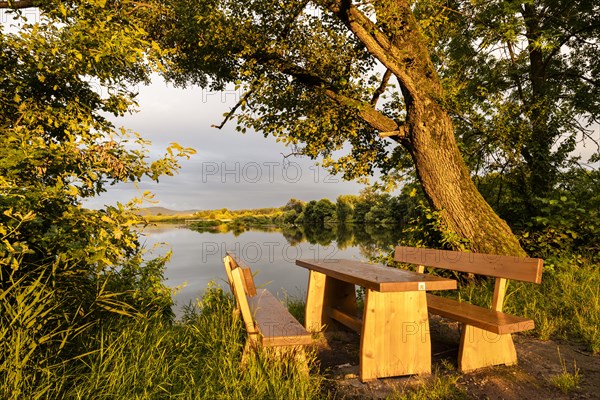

[1,283,324,399]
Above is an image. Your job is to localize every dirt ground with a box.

[314,316,600,399]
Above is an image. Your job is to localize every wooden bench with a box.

[394,246,544,372]
[223,253,312,356]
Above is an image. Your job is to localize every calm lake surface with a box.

[141,224,401,315]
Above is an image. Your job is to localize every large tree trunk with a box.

[405,93,526,256]
[333,0,526,256]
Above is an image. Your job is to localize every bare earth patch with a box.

[313,316,599,399]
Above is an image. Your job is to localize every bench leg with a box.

[360,290,431,381]
[458,324,517,372]
[305,271,357,333]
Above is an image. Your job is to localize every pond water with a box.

[140,224,401,315]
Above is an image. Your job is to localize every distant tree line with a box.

[280,190,414,227]
[191,172,599,259]
[191,187,422,229]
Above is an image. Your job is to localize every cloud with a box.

[85,77,365,211]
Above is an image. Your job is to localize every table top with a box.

[296,259,457,292]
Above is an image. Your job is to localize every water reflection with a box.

[143,224,401,316]
[217,223,403,250]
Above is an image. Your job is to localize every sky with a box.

[85,77,368,211]
[85,74,599,212]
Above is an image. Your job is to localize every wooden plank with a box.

[247,289,312,347]
[229,254,311,351]
[223,256,235,288]
[226,251,241,269]
[324,276,358,329]
[227,251,254,272]
[492,278,507,312]
[327,307,362,333]
[241,267,257,296]
[296,259,457,292]
[225,252,257,296]
[426,294,535,335]
[394,246,543,283]
[305,270,327,332]
[304,271,358,332]
[231,267,258,336]
[360,288,382,381]
[360,289,431,381]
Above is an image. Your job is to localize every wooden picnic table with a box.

[296,258,457,381]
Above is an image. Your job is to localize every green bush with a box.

[1,6,191,398]
[520,195,599,263]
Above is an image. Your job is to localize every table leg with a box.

[305,270,357,332]
[360,289,431,381]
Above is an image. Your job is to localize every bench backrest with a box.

[394,246,543,312]
[224,252,257,296]
[230,266,259,337]
[394,246,543,283]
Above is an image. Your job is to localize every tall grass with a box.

[5,256,594,399]
[1,283,324,399]
[0,271,67,400]
[549,347,581,393]
[513,256,599,353]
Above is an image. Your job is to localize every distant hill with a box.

[138,207,200,216]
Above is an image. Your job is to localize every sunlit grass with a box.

[549,347,581,393]
[284,294,306,325]
[66,285,323,399]
[1,284,324,399]
[4,253,596,399]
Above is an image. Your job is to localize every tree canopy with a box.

[1,2,193,394]
[5,0,595,257]
[420,0,599,218]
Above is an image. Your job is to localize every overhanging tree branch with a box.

[544,23,600,67]
[211,88,255,129]
[371,68,392,106]
[321,87,402,134]
[326,0,416,93]
[0,0,35,9]
[253,50,404,137]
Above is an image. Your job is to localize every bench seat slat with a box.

[426,294,534,335]
[247,289,312,347]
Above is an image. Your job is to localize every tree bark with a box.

[0,0,35,9]
[407,100,526,256]
[330,0,526,256]
[522,4,554,201]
